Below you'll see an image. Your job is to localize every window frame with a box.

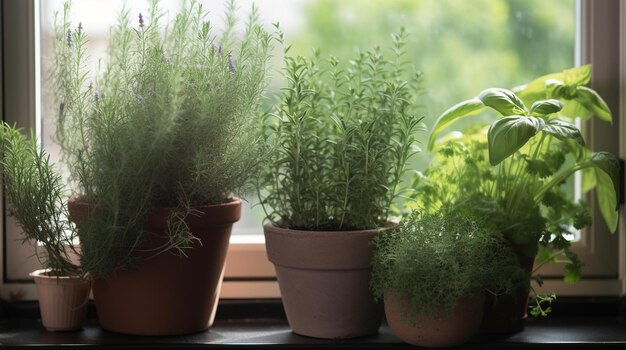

[533,0,624,297]
[0,0,623,302]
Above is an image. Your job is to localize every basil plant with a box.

[420,65,619,292]
[429,65,619,234]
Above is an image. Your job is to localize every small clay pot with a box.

[69,198,241,336]
[30,269,91,332]
[480,241,536,334]
[385,293,485,348]
[264,223,388,339]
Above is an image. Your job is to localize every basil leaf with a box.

[530,99,564,117]
[542,119,584,145]
[428,98,483,150]
[478,88,528,116]
[575,86,613,123]
[487,116,544,165]
[516,65,592,101]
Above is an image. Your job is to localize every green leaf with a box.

[574,86,613,123]
[584,152,620,233]
[516,65,592,96]
[428,98,484,150]
[596,170,619,233]
[487,116,544,165]
[478,88,527,116]
[530,99,563,117]
[563,65,592,86]
[526,159,553,178]
[563,263,582,284]
[542,119,584,145]
[559,100,592,120]
[581,167,596,193]
[589,152,620,206]
[563,248,583,283]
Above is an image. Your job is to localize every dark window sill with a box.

[1,298,626,349]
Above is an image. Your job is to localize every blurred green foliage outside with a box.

[285,0,575,146]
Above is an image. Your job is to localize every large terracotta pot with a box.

[385,293,485,347]
[480,242,536,334]
[69,198,240,336]
[30,269,91,331]
[264,223,386,339]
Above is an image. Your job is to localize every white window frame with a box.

[0,0,623,302]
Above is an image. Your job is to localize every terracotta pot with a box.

[264,223,386,339]
[385,293,485,347]
[480,241,536,334]
[30,269,91,332]
[69,198,240,336]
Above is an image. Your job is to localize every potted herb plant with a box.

[258,28,425,339]
[50,0,275,335]
[371,205,524,347]
[423,65,620,333]
[0,123,90,331]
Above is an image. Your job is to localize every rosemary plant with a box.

[371,205,525,323]
[259,28,425,231]
[0,123,81,277]
[51,0,275,277]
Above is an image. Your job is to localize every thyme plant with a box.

[51,0,275,277]
[259,28,425,230]
[370,205,525,322]
[0,123,81,277]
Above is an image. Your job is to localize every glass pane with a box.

[39,0,577,240]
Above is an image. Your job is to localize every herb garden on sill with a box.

[0,0,620,347]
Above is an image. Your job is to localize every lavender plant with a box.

[51,0,275,277]
[258,28,425,231]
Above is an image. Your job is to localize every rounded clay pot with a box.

[30,269,91,332]
[264,223,387,339]
[69,198,241,336]
[385,293,486,348]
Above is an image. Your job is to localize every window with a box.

[1,0,623,301]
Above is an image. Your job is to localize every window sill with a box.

[1,299,626,349]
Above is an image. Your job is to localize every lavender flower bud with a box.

[227,53,236,73]
[139,13,144,28]
[78,22,83,34]
[218,45,223,57]
[67,29,73,46]
[94,91,100,102]
[59,103,65,117]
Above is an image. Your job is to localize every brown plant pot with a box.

[30,269,91,332]
[263,223,386,339]
[69,198,241,336]
[384,293,485,348]
[480,242,536,334]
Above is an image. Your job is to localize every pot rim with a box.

[29,268,88,280]
[263,221,397,236]
[68,194,242,211]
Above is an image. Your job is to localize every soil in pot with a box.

[69,198,241,336]
[30,269,91,332]
[264,223,387,339]
[385,293,486,348]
